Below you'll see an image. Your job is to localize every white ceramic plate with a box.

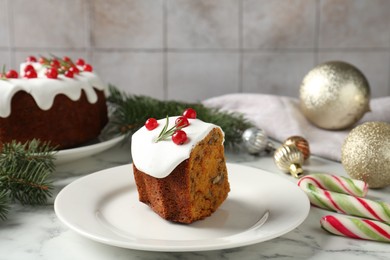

[55,135,125,165]
[54,163,310,252]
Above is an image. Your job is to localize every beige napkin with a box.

[203,94,390,162]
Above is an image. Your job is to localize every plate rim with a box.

[54,163,310,252]
[54,134,125,164]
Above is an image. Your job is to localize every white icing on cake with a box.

[131,116,223,178]
[0,62,108,118]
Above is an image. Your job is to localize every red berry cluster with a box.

[0,55,94,81]
[145,108,197,145]
[24,55,93,79]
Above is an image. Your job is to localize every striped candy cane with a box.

[297,173,368,197]
[298,174,390,224]
[321,215,390,243]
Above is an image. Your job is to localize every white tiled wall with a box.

[1,0,389,102]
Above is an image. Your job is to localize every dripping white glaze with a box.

[131,116,223,178]
[0,62,108,118]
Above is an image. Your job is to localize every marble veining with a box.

[1,142,389,260]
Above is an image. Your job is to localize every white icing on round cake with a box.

[131,116,223,178]
[0,62,108,118]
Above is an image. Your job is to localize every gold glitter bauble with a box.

[283,136,310,160]
[274,144,304,178]
[341,122,390,188]
[300,61,370,130]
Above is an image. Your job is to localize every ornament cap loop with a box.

[265,142,275,153]
[289,163,303,178]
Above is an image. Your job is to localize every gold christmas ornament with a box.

[274,144,304,178]
[300,61,370,130]
[283,136,310,160]
[341,121,390,188]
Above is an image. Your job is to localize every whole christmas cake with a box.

[0,55,108,150]
[131,109,230,224]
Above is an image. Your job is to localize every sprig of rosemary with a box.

[1,65,7,80]
[39,54,75,74]
[154,116,185,143]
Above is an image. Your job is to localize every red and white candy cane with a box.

[321,215,390,243]
[298,173,368,197]
[298,173,390,224]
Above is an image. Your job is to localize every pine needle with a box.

[0,139,56,219]
[0,189,9,221]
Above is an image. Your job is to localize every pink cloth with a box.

[203,94,390,162]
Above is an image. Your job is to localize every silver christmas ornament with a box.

[242,127,274,155]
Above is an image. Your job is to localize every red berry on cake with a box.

[145,118,158,130]
[69,66,80,74]
[83,64,93,72]
[26,56,37,62]
[6,70,18,79]
[24,69,37,78]
[172,130,187,145]
[50,59,60,68]
[183,108,197,119]
[45,68,58,79]
[64,70,74,78]
[175,116,190,128]
[63,56,71,63]
[24,64,35,72]
[76,58,85,66]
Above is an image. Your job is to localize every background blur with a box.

[1,0,389,102]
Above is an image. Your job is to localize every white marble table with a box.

[1,141,389,260]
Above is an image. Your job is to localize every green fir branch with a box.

[0,189,9,221]
[0,140,56,220]
[105,85,254,148]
